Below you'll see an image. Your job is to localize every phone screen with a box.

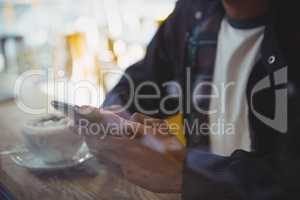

[51,101,79,116]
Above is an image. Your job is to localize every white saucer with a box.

[10,143,94,171]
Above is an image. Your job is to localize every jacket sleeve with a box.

[183,106,300,200]
[102,0,186,118]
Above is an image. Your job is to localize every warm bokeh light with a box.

[0,0,176,105]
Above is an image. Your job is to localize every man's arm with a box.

[183,96,300,200]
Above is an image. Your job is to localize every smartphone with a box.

[51,101,97,122]
[51,100,80,117]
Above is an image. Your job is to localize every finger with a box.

[75,106,124,126]
[130,113,169,131]
[101,105,132,120]
[103,105,122,111]
[130,113,162,124]
[130,113,172,137]
[72,106,100,125]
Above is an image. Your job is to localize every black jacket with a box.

[103,0,300,199]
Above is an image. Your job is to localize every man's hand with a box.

[73,106,185,193]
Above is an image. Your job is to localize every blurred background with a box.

[0,0,176,108]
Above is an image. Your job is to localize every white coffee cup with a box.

[22,115,84,163]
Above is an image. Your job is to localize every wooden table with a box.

[0,91,180,200]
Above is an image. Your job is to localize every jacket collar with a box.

[211,0,288,72]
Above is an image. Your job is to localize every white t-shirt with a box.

[209,18,265,156]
